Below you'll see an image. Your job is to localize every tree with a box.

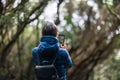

[63,0,120,80]
[0,0,62,80]
[0,0,120,80]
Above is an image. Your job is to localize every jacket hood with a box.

[38,36,60,61]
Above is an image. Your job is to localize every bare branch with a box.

[55,0,64,25]
[27,0,49,24]
[105,3,120,20]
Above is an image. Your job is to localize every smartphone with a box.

[58,34,65,46]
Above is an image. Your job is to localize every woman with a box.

[32,22,72,80]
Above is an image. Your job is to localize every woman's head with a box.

[42,22,58,37]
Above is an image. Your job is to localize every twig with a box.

[105,3,120,20]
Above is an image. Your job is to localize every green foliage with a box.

[0,12,16,24]
[0,0,120,80]
[115,37,120,44]
[105,0,113,6]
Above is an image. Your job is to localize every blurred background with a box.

[0,0,120,80]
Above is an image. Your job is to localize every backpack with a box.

[35,49,59,80]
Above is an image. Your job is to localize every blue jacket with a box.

[32,36,72,80]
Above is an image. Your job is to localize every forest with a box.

[0,0,120,80]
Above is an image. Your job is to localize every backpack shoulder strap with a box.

[36,48,40,65]
[52,49,59,64]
